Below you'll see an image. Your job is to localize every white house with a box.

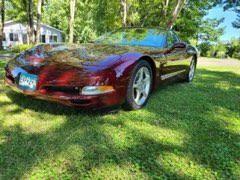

[3,20,63,48]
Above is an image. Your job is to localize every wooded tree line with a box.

[0,0,239,50]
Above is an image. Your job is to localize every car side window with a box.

[167,31,179,48]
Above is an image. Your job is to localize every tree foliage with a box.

[232,9,240,28]
[221,0,240,28]
[198,18,225,43]
[5,0,223,44]
[226,38,240,59]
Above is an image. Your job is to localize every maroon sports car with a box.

[5,28,198,110]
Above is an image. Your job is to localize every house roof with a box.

[4,20,63,33]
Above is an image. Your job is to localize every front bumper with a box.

[5,76,121,109]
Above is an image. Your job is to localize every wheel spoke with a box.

[139,68,144,81]
[135,90,141,102]
[133,83,139,88]
[136,72,141,83]
[142,91,147,98]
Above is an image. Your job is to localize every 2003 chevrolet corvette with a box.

[5,28,198,110]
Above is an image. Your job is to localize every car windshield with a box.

[95,28,167,48]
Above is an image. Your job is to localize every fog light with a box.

[81,86,114,95]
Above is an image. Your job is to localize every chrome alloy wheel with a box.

[189,60,196,81]
[132,67,151,106]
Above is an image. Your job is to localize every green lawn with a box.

[0,58,239,179]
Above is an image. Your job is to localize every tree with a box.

[120,0,128,27]
[198,18,224,43]
[226,38,240,59]
[42,0,69,35]
[221,0,240,11]
[198,42,211,57]
[69,0,76,43]
[0,0,5,50]
[42,0,219,43]
[7,0,38,44]
[168,0,186,28]
[232,9,240,28]
[27,0,34,44]
[163,0,169,17]
[7,0,29,23]
[220,0,240,28]
[174,0,219,41]
[35,0,43,44]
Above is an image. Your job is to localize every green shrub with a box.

[233,51,240,60]
[198,42,211,57]
[198,42,228,59]
[11,44,34,53]
[216,51,226,59]
[227,39,240,60]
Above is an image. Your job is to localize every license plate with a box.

[19,73,38,91]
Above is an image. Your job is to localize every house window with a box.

[10,33,19,41]
[54,35,58,42]
[49,35,58,43]
[22,34,27,44]
[9,33,13,41]
[3,33,6,41]
[41,35,46,43]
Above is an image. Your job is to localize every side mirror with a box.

[172,42,187,49]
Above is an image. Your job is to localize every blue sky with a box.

[206,5,240,41]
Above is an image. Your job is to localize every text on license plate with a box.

[19,73,38,91]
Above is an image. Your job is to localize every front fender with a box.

[187,45,199,58]
[113,52,143,78]
[110,52,152,104]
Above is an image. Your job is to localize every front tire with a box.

[124,60,153,110]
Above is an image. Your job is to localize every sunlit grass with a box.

[0,58,239,179]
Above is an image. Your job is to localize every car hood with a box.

[13,43,152,69]
[7,43,160,86]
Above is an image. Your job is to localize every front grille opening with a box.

[43,86,80,94]
[70,99,91,105]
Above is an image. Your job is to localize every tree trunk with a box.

[27,0,35,44]
[0,0,5,50]
[168,0,186,29]
[120,0,127,27]
[35,0,42,44]
[163,0,169,17]
[69,0,76,44]
[160,0,170,27]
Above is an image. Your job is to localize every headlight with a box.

[81,86,114,95]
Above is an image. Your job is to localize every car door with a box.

[160,31,188,80]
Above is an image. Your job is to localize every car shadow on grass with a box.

[0,68,240,178]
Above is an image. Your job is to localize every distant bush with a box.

[226,39,240,60]
[198,39,240,60]
[216,51,227,59]
[11,44,34,53]
[198,42,227,58]
[198,42,211,57]
[233,51,240,59]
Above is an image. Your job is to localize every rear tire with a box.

[185,57,196,82]
[123,60,153,110]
